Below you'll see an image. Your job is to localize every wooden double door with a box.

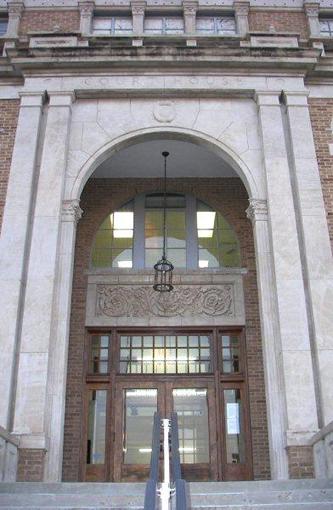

[113,378,217,481]
[83,328,253,482]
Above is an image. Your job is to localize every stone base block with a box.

[17,448,45,481]
[287,446,314,479]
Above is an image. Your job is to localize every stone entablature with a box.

[86,270,246,327]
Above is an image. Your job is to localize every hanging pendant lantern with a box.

[153,151,174,292]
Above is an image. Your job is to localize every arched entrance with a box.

[61,136,270,482]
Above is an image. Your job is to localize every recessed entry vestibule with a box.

[83,327,253,483]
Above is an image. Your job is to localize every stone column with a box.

[183,0,198,35]
[234,1,250,37]
[12,93,74,472]
[0,92,44,430]
[131,0,146,35]
[304,2,320,38]
[284,91,333,427]
[44,199,82,482]
[256,91,319,465]
[246,199,289,479]
[79,0,95,36]
[6,1,24,38]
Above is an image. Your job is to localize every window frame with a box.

[92,16,133,36]
[0,17,8,37]
[319,18,333,37]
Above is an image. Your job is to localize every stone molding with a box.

[96,284,234,318]
[61,199,83,223]
[79,0,95,15]
[183,0,198,16]
[304,2,320,18]
[6,1,24,38]
[246,198,268,223]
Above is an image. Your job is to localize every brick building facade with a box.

[0,0,332,489]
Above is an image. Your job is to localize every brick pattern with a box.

[248,10,309,39]
[17,449,45,481]
[287,446,314,479]
[0,100,20,234]
[62,177,270,481]
[309,99,333,252]
[19,10,80,35]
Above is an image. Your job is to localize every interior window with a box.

[91,201,134,268]
[91,194,240,270]
[320,19,333,37]
[0,19,8,36]
[197,200,240,268]
[144,16,184,35]
[145,193,186,268]
[196,16,236,35]
[93,16,133,35]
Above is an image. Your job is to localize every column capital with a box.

[7,0,24,17]
[62,199,83,224]
[254,90,281,107]
[183,0,198,16]
[131,0,146,16]
[282,90,309,107]
[78,0,95,15]
[48,91,75,107]
[19,91,46,108]
[304,1,320,18]
[246,198,268,223]
[233,0,250,16]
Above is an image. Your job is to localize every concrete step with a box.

[0,480,332,509]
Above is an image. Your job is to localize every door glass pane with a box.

[173,389,209,464]
[224,389,245,464]
[90,335,110,374]
[221,335,241,373]
[87,390,107,464]
[123,389,157,464]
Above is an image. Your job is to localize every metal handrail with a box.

[144,412,188,510]
[170,412,188,510]
[144,412,161,510]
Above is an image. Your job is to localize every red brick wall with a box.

[19,10,80,35]
[17,449,45,482]
[287,446,314,479]
[249,10,309,39]
[309,99,333,251]
[62,177,271,481]
[0,100,19,234]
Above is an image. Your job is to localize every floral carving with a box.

[96,285,233,318]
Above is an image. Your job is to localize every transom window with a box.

[119,334,212,374]
[144,16,184,35]
[93,16,133,35]
[196,16,236,35]
[91,193,241,270]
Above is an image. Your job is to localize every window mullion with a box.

[186,195,198,270]
[133,194,145,269]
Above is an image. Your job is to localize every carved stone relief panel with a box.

[86,271,245,327]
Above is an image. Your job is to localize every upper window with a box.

[320,19,333,37]
[196,16,236,35]
[93,16,133,35]
[91,193,240,270]
[144,16,184,35]
[0,18,8,36]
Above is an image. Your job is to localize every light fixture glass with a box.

[153,151,174,292]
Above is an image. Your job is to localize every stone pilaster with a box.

[0,92,44,430]
[234,0,250,37]
[255,90,319,471]
[131,0,146,35]
[12,92,74,482]
[6,0,24,38]
[79,0,95,36]
[246,197,289,479]
[304,1,321,38]
[183,0,198,35]
[284,91,333,428]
